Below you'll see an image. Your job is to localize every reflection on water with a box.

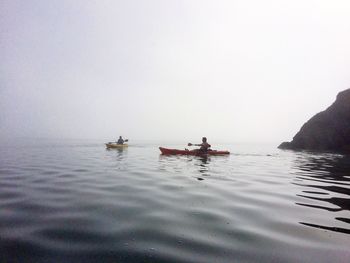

[292,153,350,234]
[158,155,226,181]
[159,155,211,181]
[106,148,128,161]
[0,141,349,263]
[192,156,210,180]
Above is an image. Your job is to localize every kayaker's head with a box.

[119,136,122,139]
[202,137,207,143]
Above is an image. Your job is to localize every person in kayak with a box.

[188,137,211,152]
[117,136,125,145]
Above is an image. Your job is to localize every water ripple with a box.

[0,141,349,263]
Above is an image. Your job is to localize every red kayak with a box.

[159,147,230,156]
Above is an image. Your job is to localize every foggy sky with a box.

[1,0,350,143]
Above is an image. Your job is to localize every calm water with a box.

[0,140,349,263]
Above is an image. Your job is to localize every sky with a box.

[1,0,350,143]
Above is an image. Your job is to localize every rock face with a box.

[278,88,350,153]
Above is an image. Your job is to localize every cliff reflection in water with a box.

[292,152,350,234]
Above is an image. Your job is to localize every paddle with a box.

[188,142,212,151]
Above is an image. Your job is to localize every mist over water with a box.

[0,0,350,263]
[1,0,350,142]
[1,1,350,262]
[0,140,349,262]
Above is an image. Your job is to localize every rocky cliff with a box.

[278,88,350,153]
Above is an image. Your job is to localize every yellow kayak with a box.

[105,143,128,149]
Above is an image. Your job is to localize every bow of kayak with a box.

[159,147,230,156]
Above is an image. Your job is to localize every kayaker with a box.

[188,137,211,152]
[117,136,125,145]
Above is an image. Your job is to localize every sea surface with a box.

[0,140,349,263]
